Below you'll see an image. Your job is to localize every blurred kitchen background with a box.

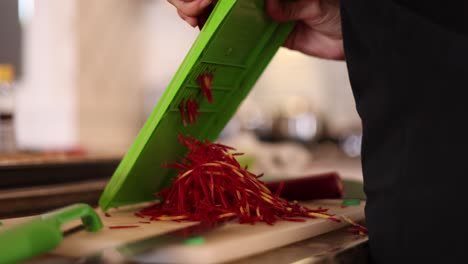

[0,0,364,217]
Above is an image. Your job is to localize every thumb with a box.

[265,0,320,22]
[168,0,213,17]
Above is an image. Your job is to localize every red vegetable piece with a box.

[265,172,344,201]
[197,73,214,103]
[186,99,200,124]
[178,99,200,126]
[104,212,111,217]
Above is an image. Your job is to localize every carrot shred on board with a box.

[139,134,338,225]
[134,212,145,218]
[108,225,139,229]
[342,216,368,235]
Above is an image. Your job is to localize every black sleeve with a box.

[393,0,468,36]
[341,0,468,263]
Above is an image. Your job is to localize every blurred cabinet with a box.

[0,0,22,79]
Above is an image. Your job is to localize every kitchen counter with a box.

[1,146,367,263]
[0,147,364,218]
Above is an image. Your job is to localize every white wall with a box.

[16,0,146,154]
[76,0,144,154]
[16,0,77,150]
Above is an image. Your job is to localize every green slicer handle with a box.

[0,203,103,264]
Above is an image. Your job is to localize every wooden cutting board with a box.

[2,199,365,264]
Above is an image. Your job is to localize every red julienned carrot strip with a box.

[108,225,139,229]
[197,73,214,103]
[178,99,201,126]
[134,212,146,218]
[342,215,368,235]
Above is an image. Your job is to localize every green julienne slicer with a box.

[99,0,295,210]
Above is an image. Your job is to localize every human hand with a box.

[167,0,214,28]
[168,0,343,60]
[266,0,343,60]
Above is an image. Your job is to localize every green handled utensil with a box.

[99,0,295,211]
[0,203,103,264]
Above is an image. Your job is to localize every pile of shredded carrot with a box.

[139,134,339,225]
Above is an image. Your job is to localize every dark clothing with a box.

[341,0,468,262]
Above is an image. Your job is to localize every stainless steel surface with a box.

[76,220,228,263]
[228,226,368,264]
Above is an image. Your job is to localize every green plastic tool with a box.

[99,0,295,210]
[0,204,103,264]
